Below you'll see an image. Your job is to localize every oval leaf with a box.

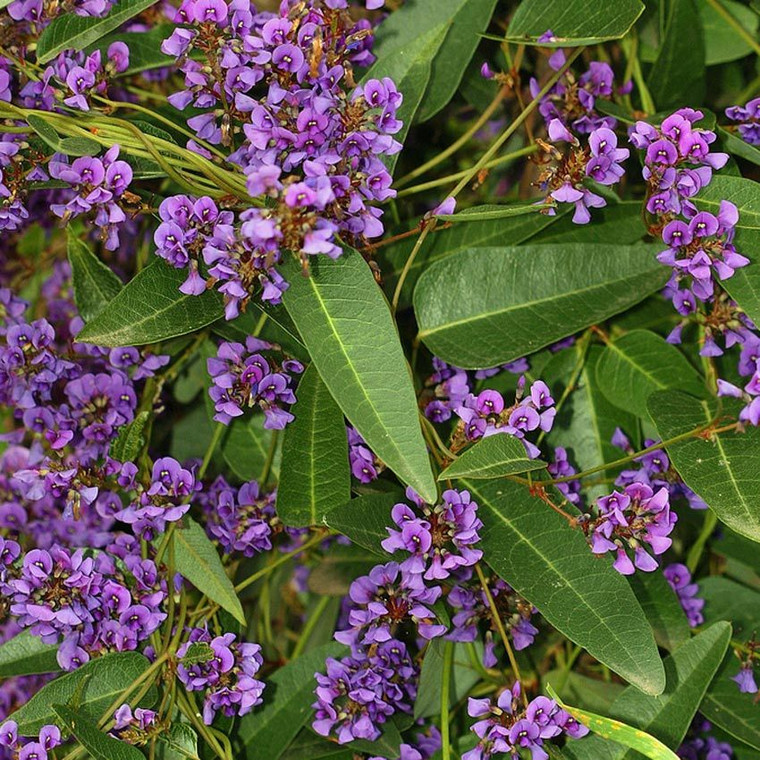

[67,231,124,322]
[277,365,351,527]
[647,391,760,544]
[77,259,224,347]
[282,247,436,503]
[175,517,246,625]
[322,492,401,557]
[468,479,666,695]
[0,631,60,678]
[595,330,706,419]
[52,705,144,760]
[414,244,667,369]
[439,434,546,480]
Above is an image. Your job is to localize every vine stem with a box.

[291,594,332,660]
[475,563,527,706]
[440,640,455,760]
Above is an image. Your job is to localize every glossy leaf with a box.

[92,26,175,74]
[595,330,707,419]
[37,0,160,64]
[647,0,706,111]
[648,391,760,543]
[378,206,563,309]
[697,176,760,326]
[439,434,545,480]
[565,622,731,759]
[52,705,144,760]
[11,652,155,735]
[0,631,60,678]
[156,723,199,760]
[527,201,645,245]
[277,366,351,527]
[322,492,400,557]
[67,232,124,322]
[700,577,760,751]
[77,259,224,347]
[466,478,666,695]
[282,247,436,503]
[506,0,644,45]
[414,244,666,369]
[696,0,759,65]
[174,517,246,624]
[238,642,346,758]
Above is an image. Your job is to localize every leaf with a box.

[52,705,144,760]
[467,478,666,695]
[322,492,400,557]
[373,0,498,122]
[563,622,732,759]
[156,723,199,760]
[277,366,351,527]
[281,731,355,760]
[696,176,760,326]
[647,0,706,111]
[92,27,175,74]
[238,642,346,758]
[414,244,667,369]
[363,24,446,175]
[222,415,280,483]
[77,259,224,347]
[26,115,101,157]
[628,571,690,653]
[109,410,150,463]
[174,517,245,625]
[281,247,436,503]
[696,0,760,64]
[595,330,707,420]
[414,639,484,719]
[545,670,625,714]
[11,652,155,735]
[179,642,215,666]
[348,715,409,757]
[700,577,760,751]
[439,434,546,480]
[720,127,760,167]
[505,0,644,45]
[0,631,60,678]
[37,0,160,64]
[67,231,124,322]
[436,204,550,223]
[647,391,760,543]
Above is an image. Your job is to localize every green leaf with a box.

[174,517,245,625]
[156,723,199,760]
[505,0,644,45]
[281,731,355,760]
[277,366,351,527]
[564,623,732,759]
[544,346,639,498]
[696,176,760,326]
[363,24,446,174]
[378,205,564,309]
[179,642,215,666]
[628,571,691,653]
[414,244,667,369]
[322,492,400,557]
[11,652,155,735]
[647,0,706,111]
[439,434,546,480]
[77,259,224,347]
[373,0,498,123]
[414,639,483,720]
[696,0,759,64]
[595,330,706,420]
[700,577,760,751]
[222,415,280,483]
[26,115,101,157]
[348,715,409,757]
[0,631,61,678]
[282,247,436,503]
[467,479,665,695]
[67,231,124,322]
[238,642,346,758]
[37,0,160,64]
[436,204,550,223]
[720,127,760,167]
[648,391,760,544]
[52,705,144,760]
[545,670,625,714]
[109,410,150,463]
[92,27,175,74]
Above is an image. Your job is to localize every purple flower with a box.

[664,563,705,627]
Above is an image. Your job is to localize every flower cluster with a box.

[583,482,676,575]
[1,543,166,669]
[454,379,555,458]
[49,147,135,250]
[0,721,61,760]
[463,682,588,760]
[155,0,402,314]
[348,425,384,483]
[313,638,417,744]
[381,487,483,580]
[664,563,705,628]
[176,628,266,724]
[630,108,728,218]
[207,336,304,427]
[111,705,160,746]
[725,98,760,146]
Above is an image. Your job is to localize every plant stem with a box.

[200,422,226,480]
[687,510,718,573]
[441,640,455,760]
[291,594,331,660]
